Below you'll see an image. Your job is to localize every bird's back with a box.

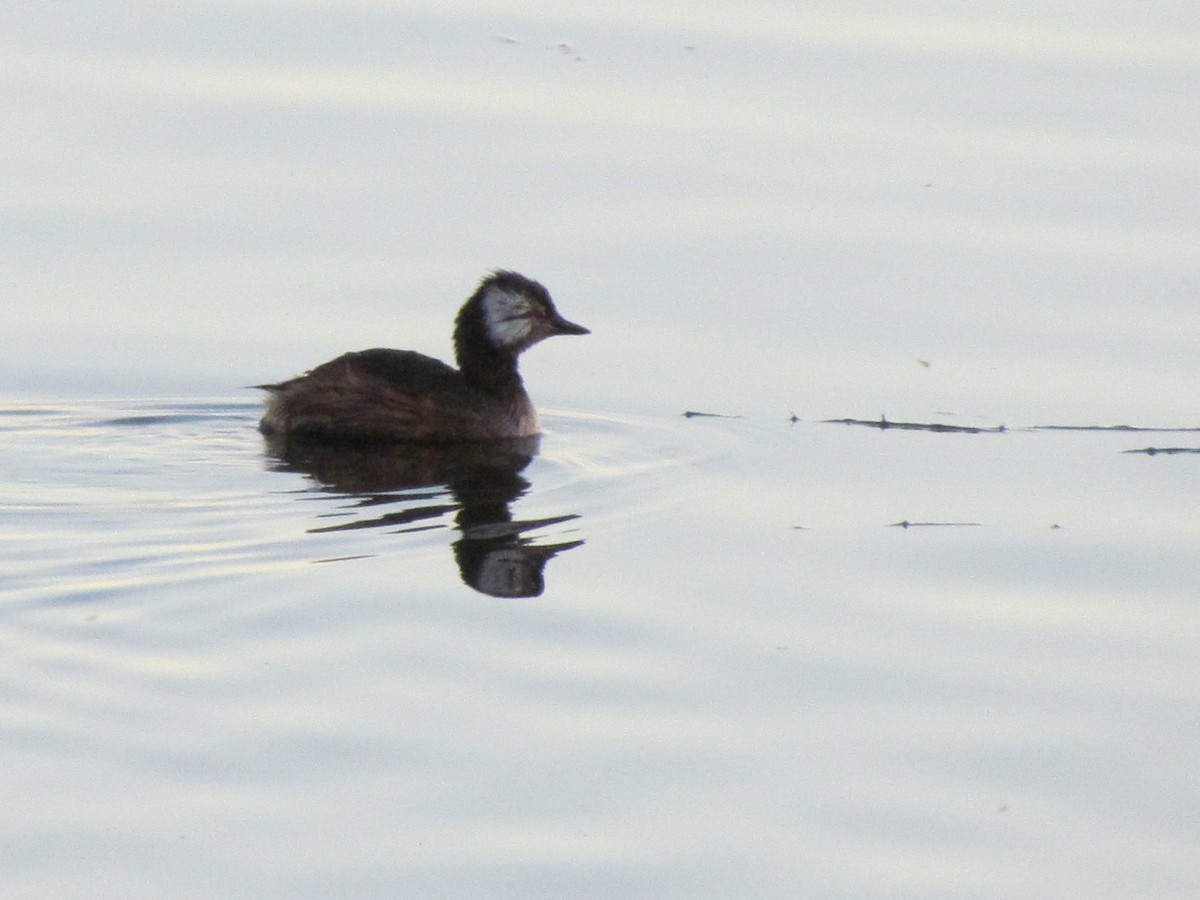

[259,348,537,442]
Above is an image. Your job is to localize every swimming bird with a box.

[258,270,589,442]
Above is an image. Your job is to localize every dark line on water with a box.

[824,416,1004,434]
[89,414,250,427]
[1123,447,1200,455]
[823,416,1200,435]
[1030,424,1200,433]
[888,520,983,529]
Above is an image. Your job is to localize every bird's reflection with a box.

[264,434,583,597]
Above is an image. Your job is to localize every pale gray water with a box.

[3,399,1199,898]
[3,1,1200,897]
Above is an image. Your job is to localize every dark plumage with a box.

[257,271,589,442]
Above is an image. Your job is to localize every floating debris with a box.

[1031,424,1200,432]
[888,520,982,529]
[1123,447,1200,455]
[824,415,1004,434]
[549,41,583,60]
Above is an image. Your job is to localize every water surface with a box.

[3,1,1199,897]
[3,398,1199,898]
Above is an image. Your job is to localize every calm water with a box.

[4,1,1200,897]
[4,399,1199,898]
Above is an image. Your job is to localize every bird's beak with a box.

[551,314,590,336]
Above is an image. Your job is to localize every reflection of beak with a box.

[551,314,590,336]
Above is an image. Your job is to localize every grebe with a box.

[258,270,589,442]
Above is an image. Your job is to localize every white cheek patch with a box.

[483,289,535,348]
